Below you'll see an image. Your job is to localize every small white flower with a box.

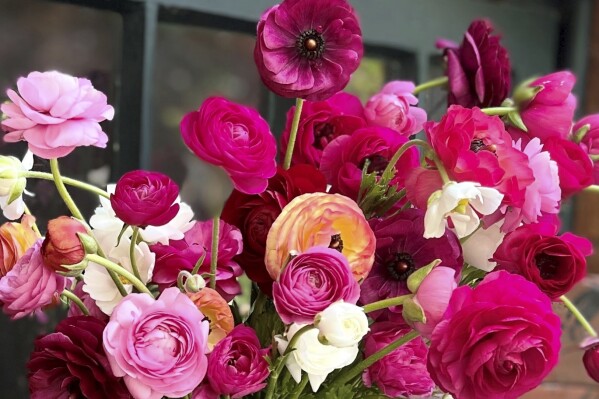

[462,222,505,272]
[424,181,503,239]
[275,323,359,392]
[0,151,33,220]
[314,301,369,348]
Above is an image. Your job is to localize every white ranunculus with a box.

[424,181,503,239]
[0,151,33,220]
[314,301,369,348]
[462,221,505,271]
[275,323,359,392]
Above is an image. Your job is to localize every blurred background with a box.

[0,0,597,397]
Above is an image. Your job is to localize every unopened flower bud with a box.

[41,216,90,276]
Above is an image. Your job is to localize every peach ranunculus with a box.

[188,287,234,352]
[265,192,376,281]
[0,215,39,277]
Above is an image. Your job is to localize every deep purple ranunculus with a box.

[574,114,599,184]
[438,19,511,108]
[206,326,270,398]
[254,0,363,101]
[583,338,599,383]
[28,316,131,399]
[110,170,180,228]
[273,246,359,324]
[359,209,463,321]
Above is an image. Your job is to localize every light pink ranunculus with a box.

[1,71,114,159]
[103,287,209,399]
[364,81,427,136]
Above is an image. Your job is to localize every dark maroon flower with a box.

[41,216,87,273]
[543,137,594,198]
[583,338,599,383]
[111,170,180,228]
[254,0,363,101]
[439,19,511,107]
[28,316,131,399]
[359,209,463,321]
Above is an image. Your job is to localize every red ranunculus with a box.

[41,216,87,272]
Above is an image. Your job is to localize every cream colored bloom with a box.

[315,301,369,348]
[0,151,33,220]
[462,221,505,271]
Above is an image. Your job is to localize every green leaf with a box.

[246,294,285,348]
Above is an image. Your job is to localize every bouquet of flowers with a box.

[1,0,598,398]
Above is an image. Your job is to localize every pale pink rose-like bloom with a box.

[1,71,114,159]
[364,81,427,136]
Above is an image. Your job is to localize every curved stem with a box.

[585,185,599,194]
[413,76,448,95]
[129,227,142,282]
[85,254,152,296]
[61,290,90,316]
[363,294,412,313]
[284,325,315,356]
[283,98,305,170]
[49,159,87,222]
[480,106,518,116]
[381,139,432,181]
[23,205,41,236]
[290,373,309,399]
[561,295,598,337]
[210,214,220,289]
[25,170,110,199]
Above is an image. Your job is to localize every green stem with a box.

[129,227,142,282]
[480,106,518,116]
[561,295,598,337]
[50,159,87,222]
[284,325,315,356]
[210,214,220,289]
[85,254,152,296]
[290,373,309,399]
[381,139,433,181]
[23,205,41,236]
[413,76,448,95]
[25,170,110,199]
[61,290,90,316]
[283,98,305,170]
[363,294,412,313]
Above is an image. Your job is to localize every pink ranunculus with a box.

[1,71,113,159]
[103,287,209,399]
[192,383,219,399]
[320,126,420,201]
[254,0,363,101]
[575,114,599,184]
[111,170,180,228]
[543,137,593,198]
[67,280,108,322]
[404,167,444,210]
[364,81,427,136]
[362,322,435,398]
[151,219,243,302]
[206,326,270,398]
[428,271,562,399]
[272,247,359,324]
[0,239,67,319]
[408,266,457,339]
[181,97,277,195]
[280,92,366,168]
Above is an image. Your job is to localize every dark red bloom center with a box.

[535,253,559,279]
[297,29,325,60]
[329,234,344,252]
[470,138,497,154]
[359,155,389,176]
[313,122,339,150]
[386,252,415,281]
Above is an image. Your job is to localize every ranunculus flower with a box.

[575,114,599,184]
[67,280,108,321]
[320,126,420,200]
[543,137,593,198]
[360,209,462,322]
[427,271,562,399]
[0,215,39,277]
[582,338,599,383]
[273,247,359,324]
[0,151,34,220]
[111,170,180,228]
[493,221,592,300]
[364,81,427,136]
[437,19,511,108]
[362,322,434,398]
[314,301,368,348]
[280,92,366,167]
[221,165,326,294]
[206,326,270,398]
[461,221,505,271]
[28,316,130,399]
[103,287,209,399]
[404,167,444,211]
[254,0,363,101]
[192,383,219,399]
[275,323,359,392]
[265,192,376,281]
[188,287,235,351]
[181,96,277,194]
[1,71,114,158]
[41,216,87,273]
[151,219,243,302]
[0,239,67,319]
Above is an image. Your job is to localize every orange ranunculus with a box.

[0,215,39,277]
[265,192,376,281]
[187,287,234,352]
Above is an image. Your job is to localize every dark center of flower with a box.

[386,252,416,281]
[535,253,558,279]
[329,234,344,252]
[297,29,325,60]
[308,271,323,288]
[470,138,497,154]
[314,122,337,150]
[358,155,389,176]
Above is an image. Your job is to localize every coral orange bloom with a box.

[265,192,375,281]
[0,215,39,277]
[188,288,235,352]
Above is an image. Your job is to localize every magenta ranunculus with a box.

[543,137,594,198]
[364,81,427,136]
[438,19,511,108]
[362,322,434,398]
[428,271,561,399]
[206,325,270,398]
[404,167,444,210]
[181,97,277,194]
[493,221,592,300]
[254,0,363,101]
[28,316,130,399]
[280,92,366,167]
[110,170,180,228]
[0,239,67,319]
[273,246,359,324]
[575,114,599,184]
[67,280,108,321]
[103,287,209,399]
[320,126,420,200]
[151,219,243,302]
[1,71,114,159]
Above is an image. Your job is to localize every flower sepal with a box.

[56,232,97,277]
[512,77,543,105]
[402,297,426,324]
[407,258,442,293]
